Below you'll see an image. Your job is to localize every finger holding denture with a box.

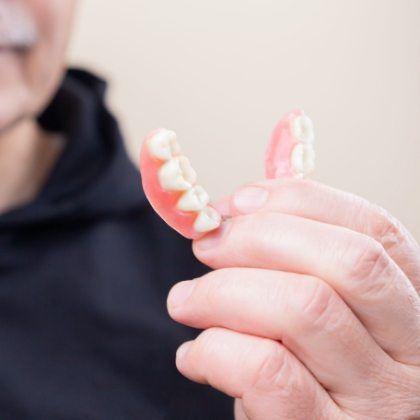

[139,110,315,239]
[139,129,221,239]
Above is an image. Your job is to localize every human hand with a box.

[167,178,420,419]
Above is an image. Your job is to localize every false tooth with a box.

[149,129,181,161]
[177,186,210,212]
[291,144,316,177]
[158,156,197,191]
[194,207,222,233]
[292,115,315,144]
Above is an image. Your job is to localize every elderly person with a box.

[1,1,420,419]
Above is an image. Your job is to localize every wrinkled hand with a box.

[167,179,420,419]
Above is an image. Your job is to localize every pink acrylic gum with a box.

[139,110,315,240]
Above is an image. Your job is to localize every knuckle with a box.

[343,234,392,296]
[252,340,291,392]
[370,207,403,251]
[249,341,315,413]
[184,328,223,375]
[298,278,339,330]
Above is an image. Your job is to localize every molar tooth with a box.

[291,144,316,177]
[194,207,221,233]
[177,186,210,212]
[149,129,181,161]
[158,156,197,191]
[292,115,315,144]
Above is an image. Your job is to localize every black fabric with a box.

[0,69,233,419]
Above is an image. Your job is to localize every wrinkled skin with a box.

[168,178,420,419]
[3,2,420,418]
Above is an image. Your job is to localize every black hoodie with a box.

[0,69,232,419]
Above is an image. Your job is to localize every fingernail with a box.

[176,341,192,361]
[168,280,195,310]
[233,186,269,214]
[194,219,231,250]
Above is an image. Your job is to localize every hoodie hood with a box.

[0,69,147,229]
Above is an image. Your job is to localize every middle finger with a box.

[193,213,420,365]
[168,267,392,396]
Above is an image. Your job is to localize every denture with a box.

[139,129,221,239]
[139,109,315,239]
[265,109,315,179]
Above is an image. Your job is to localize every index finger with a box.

[230,178,420,289]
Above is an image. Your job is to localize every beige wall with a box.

[68,0,420,240]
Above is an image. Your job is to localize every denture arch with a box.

[140,128,221,239]
[140,109,315,239]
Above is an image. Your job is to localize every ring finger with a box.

[192,212,420,365]
[176,327,342,420]
[168,268,392,397]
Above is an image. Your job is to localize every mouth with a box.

[0,44,31,56]
[0,46,13,55]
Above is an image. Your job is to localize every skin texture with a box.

[0,0,76,212]
[2,1,420,417]
[167,178,420,419]
[140,114,420,418]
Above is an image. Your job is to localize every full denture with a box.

[140,129,221,239]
